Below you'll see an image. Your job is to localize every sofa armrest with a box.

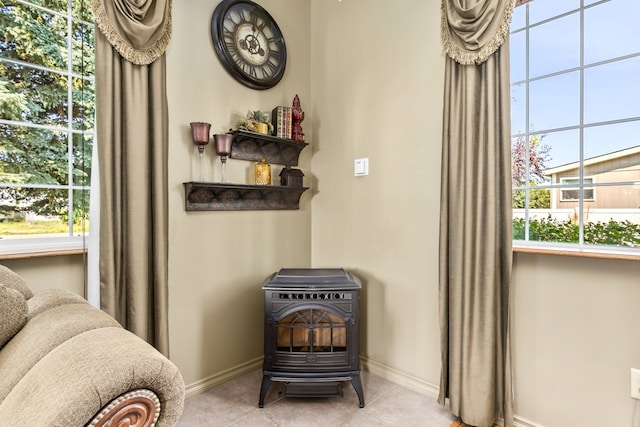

[0,327,185,426]
[87,389,161,427]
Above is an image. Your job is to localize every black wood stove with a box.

[259,268,364,408]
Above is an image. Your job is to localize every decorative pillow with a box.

[0,284,28,348]
[0,264,33,300]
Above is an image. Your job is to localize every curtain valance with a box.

[441,0,515,65]
[92,0,172,65]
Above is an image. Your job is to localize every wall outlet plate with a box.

[631,368,640,399]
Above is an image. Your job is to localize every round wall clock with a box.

[211,0,287,90]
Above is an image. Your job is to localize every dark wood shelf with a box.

[183,182,309,211]
[230,130,308,166]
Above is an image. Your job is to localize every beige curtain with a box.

[439,1,515,426]
[92,0,172,355]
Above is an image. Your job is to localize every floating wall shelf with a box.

[230,130,308,166]
[184,182,309,211]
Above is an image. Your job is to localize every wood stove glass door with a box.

[277,309,347,353]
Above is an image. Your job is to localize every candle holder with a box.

[190,122,211,181]
[214,133,233,183]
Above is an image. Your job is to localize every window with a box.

[560,178,594,202]
[510,0,640,252]
[0,0,94,254]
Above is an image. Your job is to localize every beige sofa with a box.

[0,264,185,426]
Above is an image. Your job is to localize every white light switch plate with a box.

[632,368,640,399]
[354,158,369,176]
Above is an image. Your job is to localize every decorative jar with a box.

[255,158,271,185]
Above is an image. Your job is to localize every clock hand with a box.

[251,26,266,57]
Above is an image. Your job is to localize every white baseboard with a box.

[184,356,263,399]
[492,416,545,427]
[360,356,440,398]
[512,415,546,427]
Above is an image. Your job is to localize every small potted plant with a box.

[235,110,273,135]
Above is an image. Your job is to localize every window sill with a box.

[0,237,88,260]
[513,243,640,261]
[0,247,86,260]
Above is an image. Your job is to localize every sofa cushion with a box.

[0,284,28,348]
[0,303,121,403]
[27,288,89,320]
[0,264,33,300]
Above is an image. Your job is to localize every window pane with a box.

[543,129,580,171]
[584,121,640,161]
[0,187,89,240]
[0,187,71,238]
[0,62,69,127]
[584,56,640,124]
[584,184,640,248]
[529,13,579,78]
[586,184,640,212]
[511,82,526,134]
[510,30,526,83]
[72,0,93,22]
[0,2,68,72]
[530,71,580,131]
[72,76,94,130]
[72,132,92,186]
[584,145,640,190]
[529,0,579,25]
[512,207,579,244]
[512,187,551,210]
[71,189,89,235]
[0,123,69,185]
[72,21,94,76]
[511,4,526,31]
[584,0,640,65]
[512,133,554,188]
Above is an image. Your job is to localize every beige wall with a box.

[512,253,640,426]
[5,1,640,426]
[2,255,85,296]
[308,1,640,427]
[309,0,444,389]
[166,0,312,387]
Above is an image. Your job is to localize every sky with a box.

[509,0,640,169]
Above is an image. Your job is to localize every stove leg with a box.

[258,375,272,408]
[351,373,365,408]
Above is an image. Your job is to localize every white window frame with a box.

[0,0,93,257]
[510,0,640,256]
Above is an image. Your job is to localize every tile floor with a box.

[176,369,457,426]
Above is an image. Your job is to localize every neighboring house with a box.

[545,145,640,210]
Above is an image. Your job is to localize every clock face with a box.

[211,0,287,90]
